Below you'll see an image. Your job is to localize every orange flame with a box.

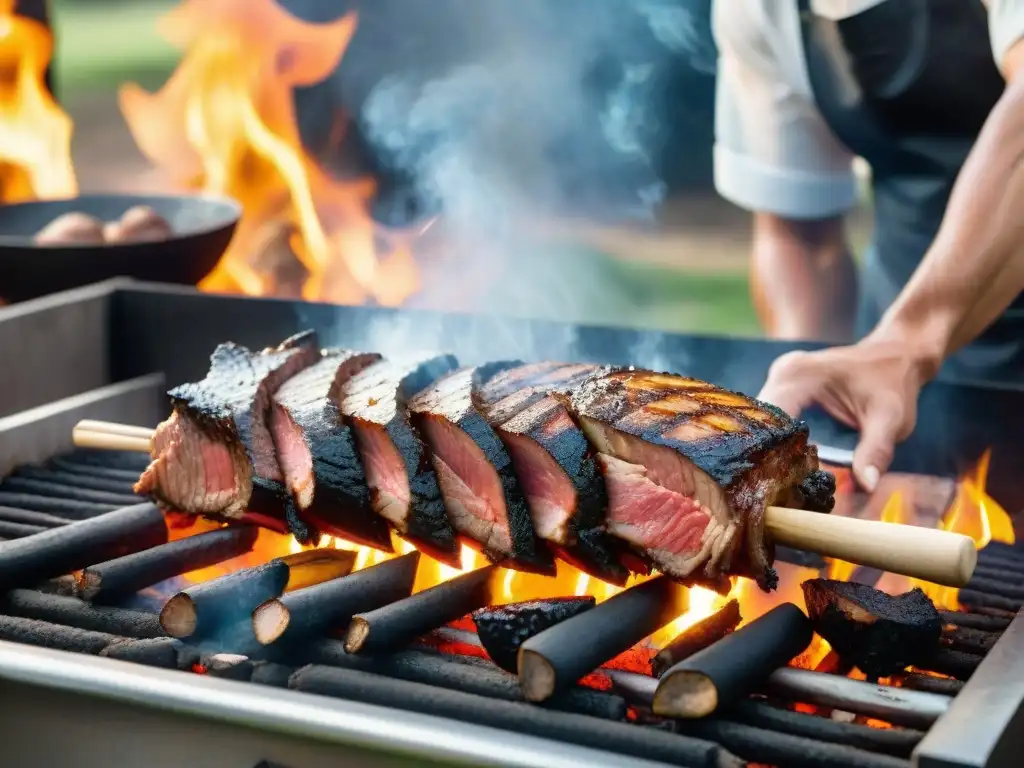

[910,449,1014,609]
[171,448,1013,666]
[119,0,419,303]
[847,449,1013,609]
[0,0,76,201]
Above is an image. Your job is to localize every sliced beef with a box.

[408,364,555,574]
[136,331,320,526]
[269,349,393,549]
[566,369,829,591]
[480,362,602,402]
[341,355,462,567]
[478,363,631,585]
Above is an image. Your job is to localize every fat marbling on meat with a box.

[341,355,462,567]
[408,363,556,574]
[135,332,320,527]
[567,368,834,590]
[478,362,634,585]
[269,348,391,548]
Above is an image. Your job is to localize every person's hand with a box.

[757,338,936,491]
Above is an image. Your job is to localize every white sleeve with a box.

[986,0,1024,66]
[711,2,859,219]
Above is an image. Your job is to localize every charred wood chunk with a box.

[652,599,742,678]
[78,526,260,604]
[471,596,596,674]
[252,552,420,646]
[801,579,942,677]
[1,589,163,638]
[345,565,497,654]
[518,576,689,703]
[160,559,290,641]
[653,603,812,719]
[0,503,168,593]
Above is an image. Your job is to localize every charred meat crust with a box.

[272,349,392,549]
[786,468,837,513]
[141,331,319,522]
[568,369,830,590]
[479,364,632,585]
[343,355,462,566]
[408,364,556,574]
[479,362,605,403]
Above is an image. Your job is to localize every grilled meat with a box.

[269,349,391,548]
[479,363,632,585]
[342,355,462,567]
[137,330,833,592]
[135,332,319,521]
[567,369,827,590]
[408,364,555,574]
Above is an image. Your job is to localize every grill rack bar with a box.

[0,294,1022,767]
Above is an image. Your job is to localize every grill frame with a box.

[1,279,1024,768]
[0,642,668,768]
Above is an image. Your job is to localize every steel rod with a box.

[1,589,163,638]
[764,667,950,730]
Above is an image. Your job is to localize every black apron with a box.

[798,0,1024,383]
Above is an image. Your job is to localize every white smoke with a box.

[289,0,717,358]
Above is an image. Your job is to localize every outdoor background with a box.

[54,0,871,337]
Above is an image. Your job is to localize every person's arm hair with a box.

[751,213,857,343]
[870,40,1024,375]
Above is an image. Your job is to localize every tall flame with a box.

[0,0,76,201]
[118,0,419,303]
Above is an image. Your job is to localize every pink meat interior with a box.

[418,414,512,554]
[352,419,412,530]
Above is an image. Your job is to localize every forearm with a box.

[872,76,1024,374]
[750,214,858,343]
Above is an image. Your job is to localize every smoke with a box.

[286,0,717,350]
[356,0,717,229]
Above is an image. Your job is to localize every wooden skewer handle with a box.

[72,420,154,454]
[766,505,977,588]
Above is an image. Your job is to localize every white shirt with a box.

[713,0,1024,219]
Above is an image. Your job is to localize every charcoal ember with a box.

[472,596,596,674]
[801,579,941,677]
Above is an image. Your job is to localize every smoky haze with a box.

[285,0,716,323]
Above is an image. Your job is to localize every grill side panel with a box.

[0,281,121,418]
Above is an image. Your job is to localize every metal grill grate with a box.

[0,449,1022,767]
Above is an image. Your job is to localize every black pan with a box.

[0,194,241,302]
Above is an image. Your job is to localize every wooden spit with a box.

[71,419,979,589]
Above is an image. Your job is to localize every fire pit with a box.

[0,280,1022,768]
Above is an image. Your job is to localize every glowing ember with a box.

[0,0,76,201]
[170,446,1013,672]
[119,0,419,303]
